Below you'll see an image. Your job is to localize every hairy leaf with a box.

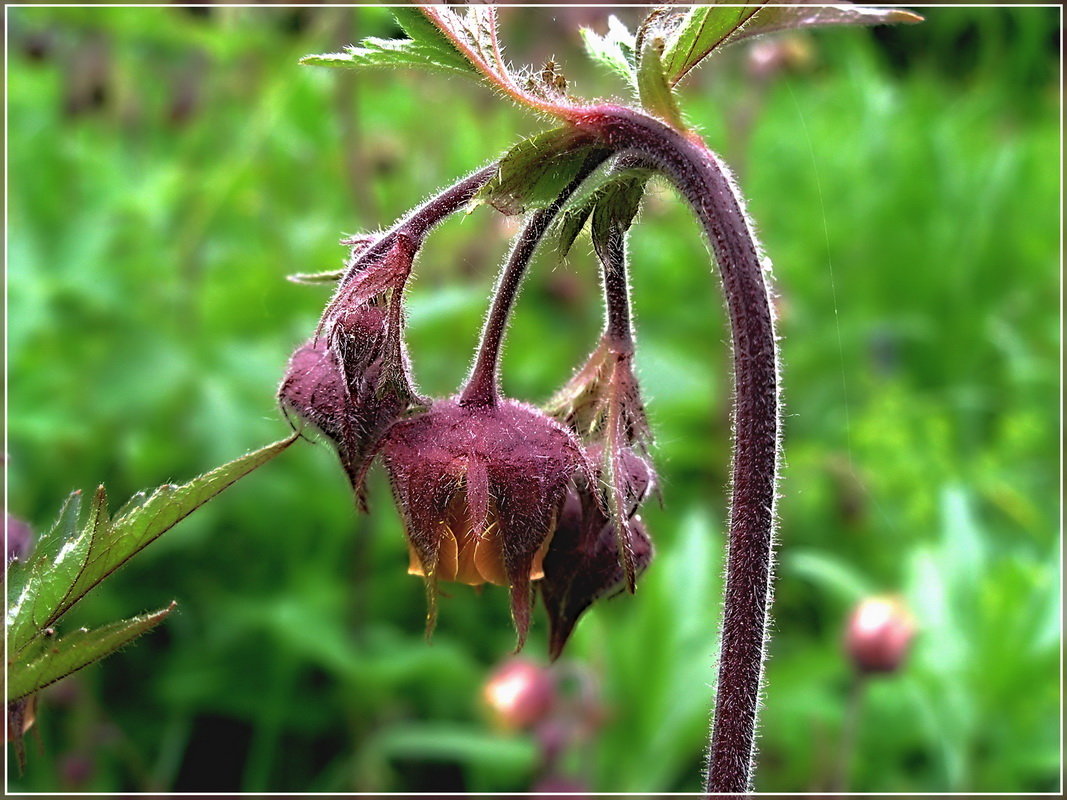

[580,15,638,91]
[301,7,476,77]
[419,5,576,116]
[476,128,607,216]
[7,605,174,702]
[418,5,513,93]
[642,2,922,87]
[636,38,685,130]
[6,436,296,659]
[591,171,650,247]
[5,492,91,659]
[552,164,651,260]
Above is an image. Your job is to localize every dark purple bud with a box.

[540,440,655,658]
[585,442,656,519]
[279,233,421,505]
[7,694,37,768]
[548,338,657,591]
[279,337,377,499]
[6,513,34,564]
[382,398,585,647]
[541,488,653,660]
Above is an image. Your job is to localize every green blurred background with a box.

[5,4,1060,793]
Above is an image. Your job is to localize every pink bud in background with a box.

[845,595,916,674]
[482,658,556,731]
[6,513,33,563]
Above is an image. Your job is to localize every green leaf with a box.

[636,38,685,130]
[5,492,93,658]
[644,2,923,87]
[300,7,476,78]
[657,4,758,86]
[416,6,575,117]
[417,5,513,92]
[580,15,638,91]
[303,6,576,117]
[475,128,607,216]
[590,170,651,246]
[7,604,174,702]
[552,164,651,260]
[300,40,475,78]
[6,436,296,659]
[371,722,537,770]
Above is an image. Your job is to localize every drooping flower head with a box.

[381,397,586,647]
[279,232,420,506]
[547,337,656,591]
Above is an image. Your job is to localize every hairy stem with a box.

[573,105,780,794]
[595,222,635,351]
[330,165,496,303]
[460,152,610,408]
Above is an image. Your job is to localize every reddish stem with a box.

[593,214,636,352]
[460,152,609,408]
[571,105,780,795]
[330,165,496,300]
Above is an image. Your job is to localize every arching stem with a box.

[460,152,610,408]
[572,105,780,795]
[324,165,497,323]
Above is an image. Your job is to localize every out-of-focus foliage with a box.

[5,5,1059,794]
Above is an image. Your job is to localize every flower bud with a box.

[279,233,420,505]
[6,513,33,564]
[547,340,656,592]
[845,595,916,674]
[541,447,655,659]
[382,398,584,646]
[482,657,556,731]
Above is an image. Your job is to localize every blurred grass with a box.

[5,5,1060,794]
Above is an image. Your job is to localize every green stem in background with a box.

[571,105,780,795]
[830,672,868,792]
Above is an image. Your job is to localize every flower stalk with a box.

[569,105,780,795]
[460,152,610,409]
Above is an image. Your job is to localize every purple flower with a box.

[382,398,585,647]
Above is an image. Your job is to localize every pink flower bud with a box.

[6,513,33,564]
[845,595,916,674]
[482,658,556,731]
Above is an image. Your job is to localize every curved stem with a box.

[460,152,610,408]
[320,164,496,338]
[335,164,496,287]
[573,105,780,794]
